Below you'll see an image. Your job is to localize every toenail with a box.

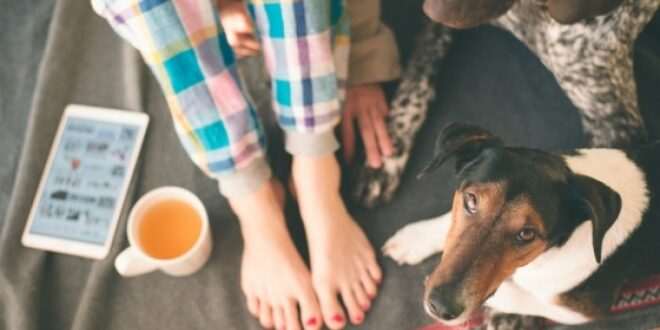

[306,317,317,326]
[354,314,364,323]
[361,303,370,311]
[332,314,344,323]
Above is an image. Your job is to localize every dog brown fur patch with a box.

[557,289,615,319]
[427,183,550,310]
[468,195,549,299]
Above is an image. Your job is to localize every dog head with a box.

[422,0,624,27]
[419,123,621,324]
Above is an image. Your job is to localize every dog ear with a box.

[548,0,624,24]
[418,122,501,178]
[569,174,622,263]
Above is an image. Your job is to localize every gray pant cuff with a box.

[285,130,339,157]
[218,158,272,197]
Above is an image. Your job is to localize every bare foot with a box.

[230,179,322,330]
[292,155,382,329]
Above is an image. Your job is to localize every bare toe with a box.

[352,282,371,312]
[273,306,285,330]
[283,300,301,330]
[297,289,322,330]
[316,286,346,330]
[247,295,260,316]
[259,301,274,329]
[359,267,378,299]
[340,286,364,325]
[365,256,382,284]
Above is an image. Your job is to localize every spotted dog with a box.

[354,0,660,207]
[383,123,660,328]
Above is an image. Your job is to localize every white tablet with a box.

[22,104,149,259]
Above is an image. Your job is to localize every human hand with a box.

[217,0,259,58]
[341,84,394,168]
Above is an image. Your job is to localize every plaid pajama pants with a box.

[92,0,349,196]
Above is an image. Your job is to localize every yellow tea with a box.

[137,199,201,259]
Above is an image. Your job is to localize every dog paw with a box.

[382,215,450,265]
[484,312,545,330]
[353,154,408,208]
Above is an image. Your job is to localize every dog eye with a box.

[463,192,478,214]
[516,228,536,243]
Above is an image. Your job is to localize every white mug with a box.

[115,187,212,277]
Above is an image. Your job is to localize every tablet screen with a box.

[29,117,140,245]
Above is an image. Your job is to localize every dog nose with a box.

[426,287,465,321]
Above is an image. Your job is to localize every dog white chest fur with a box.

[383,149,649,324]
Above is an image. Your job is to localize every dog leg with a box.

[353,21,453,208]
[495,0,660,147]
[543,6,659,146]
[546,46,646,147]
[479,311,545,330]
[382,212,451,265]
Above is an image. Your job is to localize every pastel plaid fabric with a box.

[248,0,349,132]
[91,0,349,180]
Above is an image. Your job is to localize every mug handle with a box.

[115,247,158,277]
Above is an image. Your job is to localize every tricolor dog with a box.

[383,123,660,326]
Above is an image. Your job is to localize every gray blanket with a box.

[2,0,660,329]
[0,0,54,223]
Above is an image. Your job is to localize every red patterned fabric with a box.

[419,274,660,330]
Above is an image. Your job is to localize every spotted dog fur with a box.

[354,0,659,207]
[478,312,545,330]
[354,22,452,207]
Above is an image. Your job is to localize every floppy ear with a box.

[570,174,622,263]
[548,0,624,24]
[418,122,502,178]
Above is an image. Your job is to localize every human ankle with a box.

[229,177,284,206]
[292,154,341,196]
[229,179,286,228]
